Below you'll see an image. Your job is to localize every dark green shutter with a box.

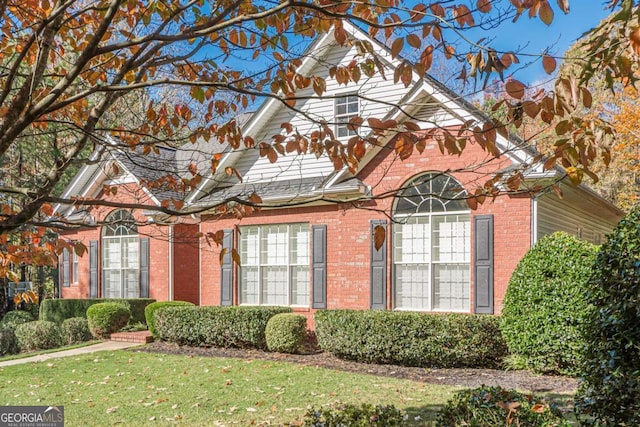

[474,215,494,314]
[140,238,150,298]
[312,225,327,309]
[89,240,98,298]
[220,229,234,306]
[370,220,387,309]
[61,248,70,287]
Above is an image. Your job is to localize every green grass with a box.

[0,341,101,362]
[0,349,575,426]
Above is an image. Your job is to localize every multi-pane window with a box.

[239,223,310,306]
[102,210,139,298]
[72,251,79,283]
[335,94,359,138]
[393,173,470,311]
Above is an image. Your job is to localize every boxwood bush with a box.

[1,310,33,327]
[303,403,406,426]
[144,301,195,338]
[436,385,570,427]
[0,325,18,356]
[86,302,130,339]
[154,306,291,350]
[40,298,155,325]
[14,321,64,352]
[61,317,92,345]
[265,313,307,354]
[315,310,507,368]
[575,208,640,426]
[501,232,598,376]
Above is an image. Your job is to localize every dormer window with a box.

[335,94,359,138]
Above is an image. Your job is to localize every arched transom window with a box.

[393,173,470,311]
[102,210,139,298]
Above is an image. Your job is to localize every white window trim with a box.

[72,251,79,284]
[393,210,471,312]
[334,93,360,139]
[239,223,310,307]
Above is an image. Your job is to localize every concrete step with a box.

[110,330,153,343]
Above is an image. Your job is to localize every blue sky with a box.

[485,2,612,84]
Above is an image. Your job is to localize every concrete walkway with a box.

[0,341,142,367]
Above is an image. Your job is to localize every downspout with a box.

[531,196,538,246]
[198,218,202,305]
[168,225,174,301]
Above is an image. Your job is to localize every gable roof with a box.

[56,20,623,222]
[184,20,549,209]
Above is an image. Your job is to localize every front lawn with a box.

[0,349,462,426]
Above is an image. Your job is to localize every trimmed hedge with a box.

[15,321,64,352]
[315,310,507,369]
[266,313,307,354]
[154,306,291,350]
[40,298,155,325]
[575,208,640,426]
[1,310,33,327]
[86,303,130,339]
[61,317,92,345]
[0,325,18,356]
[436,385,570,427]
[144,301,195,338]
[501,232,598,376]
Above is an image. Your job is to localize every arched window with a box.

[102,210,140,298]
[393,173,470,311]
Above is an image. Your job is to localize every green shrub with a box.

[154,306,291,350]
[61,317,92,345]
[575,208,640,426]
[501,232,598,376]
[436,385,570,427]
[0,325,18,356]
[14,321,64,352]
[40,298,155,325]
[144,301,195,338]
[265,313,307,354]
[1,310,33,327]
[315,310,507,369]
[86,303,130,339]
[303,403,406,426]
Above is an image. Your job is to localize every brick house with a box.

[56,21,622,322]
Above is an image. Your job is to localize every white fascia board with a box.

[418,78,536,166]
[187,32,338,205]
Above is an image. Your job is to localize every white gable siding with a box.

[234,42,414,184]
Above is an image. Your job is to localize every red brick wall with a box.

[59,184,173,302]
[172,223,200,304]
[199,135,532,322]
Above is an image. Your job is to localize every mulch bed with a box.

[137,342,578,394]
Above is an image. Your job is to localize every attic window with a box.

[335,94,359,138]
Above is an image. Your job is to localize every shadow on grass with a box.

[402,393,578,427]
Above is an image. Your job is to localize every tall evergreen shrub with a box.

[501,232,597,375]
[575,209,640,426]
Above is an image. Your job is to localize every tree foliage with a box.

[575,208,640,426]
[0,0,636,277]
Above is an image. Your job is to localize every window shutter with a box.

[140,238,150,298]
[370,220,387,309]
[89,240,98,298]
[312,225,327,309]
[474,215,494,314]
[220,229,234,306]
[61,248,70,287]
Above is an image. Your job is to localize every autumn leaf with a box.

[542,55,557,74]
[505,80,526,99]
[373,224,385,251]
